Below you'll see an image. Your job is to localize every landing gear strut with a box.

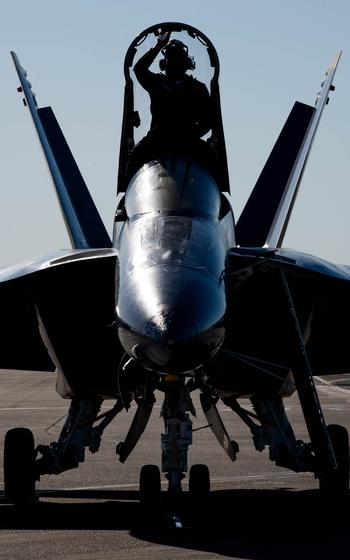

[161,377,194,496]
[280,270,349,497]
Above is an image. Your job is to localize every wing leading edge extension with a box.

[11,52,111,249]
[236,52,341,248]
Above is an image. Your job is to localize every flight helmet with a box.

[159,39,196,72]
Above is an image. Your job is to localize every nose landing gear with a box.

[137,377,213,522]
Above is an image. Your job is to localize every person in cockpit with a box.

[134,31,212,141]
[127,32,216,180]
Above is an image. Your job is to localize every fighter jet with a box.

[2,22,349,507]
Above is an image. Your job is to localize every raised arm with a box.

[134,31,171,89]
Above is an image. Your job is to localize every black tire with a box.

[139,464,161,508]
[189,464,210,499]
[319,424,349,499]
[4,428,37,504]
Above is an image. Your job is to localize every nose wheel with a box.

[139,464,161,508]
[189,463,210,499]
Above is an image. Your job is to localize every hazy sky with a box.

[1,0,349,267]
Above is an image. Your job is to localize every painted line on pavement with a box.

[314,376,350,395]
[35,471,312,494]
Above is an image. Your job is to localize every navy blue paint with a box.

[38,107,112,248]
[236,102,315,247]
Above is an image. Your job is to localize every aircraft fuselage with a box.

[114,157,234,373]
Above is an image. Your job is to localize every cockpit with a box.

[117,22,230,194]
[125,157,221,221]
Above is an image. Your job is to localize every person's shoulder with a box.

[186,75,208,92]
[141,71,163,91]
[150,72,165,86]
[186,75,205,85]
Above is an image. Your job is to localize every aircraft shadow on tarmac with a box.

[0,488,349,559]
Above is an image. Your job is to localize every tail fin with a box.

[236,52,341,248]
[11,52,112,249]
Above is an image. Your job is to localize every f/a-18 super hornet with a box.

[2,22,349,506]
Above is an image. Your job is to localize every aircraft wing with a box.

[224,247,350,377]
[11,52,112,249]
[0,270,55,372]
[0,250,125,395]
[235,52,341,248]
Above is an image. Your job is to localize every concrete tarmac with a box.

[0,370,349,559]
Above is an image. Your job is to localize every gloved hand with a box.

[157,31,171,48]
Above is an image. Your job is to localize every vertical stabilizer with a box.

[236,52,341,248]
[11,52,112,249]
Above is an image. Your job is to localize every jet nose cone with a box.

[117,265,227,373]
[118,305,225,374]
[144,308,199,342]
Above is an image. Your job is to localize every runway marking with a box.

[0,405,132,412]
[314,376,350,395]
[0,406,68,411]
[37,471,312,494]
